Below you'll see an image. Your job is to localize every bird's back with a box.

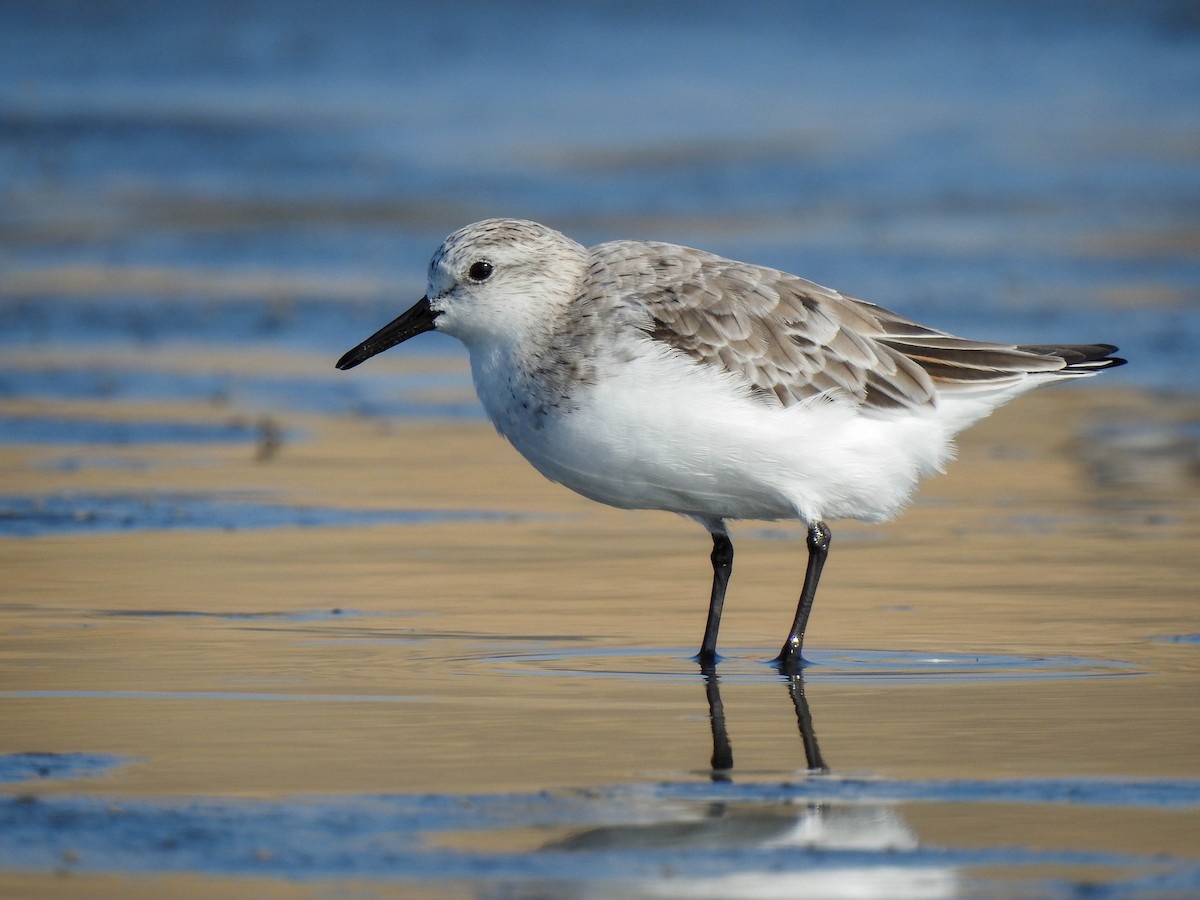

[582,239,1124,429]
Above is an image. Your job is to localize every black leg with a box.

[775,521,831,672]
[696,531,734,666]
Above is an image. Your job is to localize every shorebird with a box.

[337,219,1124,670]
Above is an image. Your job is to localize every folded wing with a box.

[585,241,1124,414]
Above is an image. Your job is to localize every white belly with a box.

[473,344,954,525]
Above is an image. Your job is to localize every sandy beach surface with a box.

[2,351,1198,895]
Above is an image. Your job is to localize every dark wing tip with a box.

[1016,343,1127,372]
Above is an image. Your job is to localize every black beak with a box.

[336,296,439,370]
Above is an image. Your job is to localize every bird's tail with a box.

[1014,343,1127,376]
[925,342,1126,438]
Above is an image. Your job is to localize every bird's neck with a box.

[467,334,591,433]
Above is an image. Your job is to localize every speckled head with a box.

[425,218,589,347]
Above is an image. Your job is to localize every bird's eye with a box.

[467,260,494,283]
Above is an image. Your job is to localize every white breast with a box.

[471,340,955,525]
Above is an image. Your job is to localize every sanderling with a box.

[337,218,1125,671]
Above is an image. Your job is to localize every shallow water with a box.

[3,385,1199,897]
[3,2,1200,897]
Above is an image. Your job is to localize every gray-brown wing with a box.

[582,241,1103,413]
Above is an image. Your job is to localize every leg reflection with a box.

[701,663,734,780]
[784,672,828,774]
[698,662,828,779]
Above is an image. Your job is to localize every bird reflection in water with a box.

[542,665,957,898]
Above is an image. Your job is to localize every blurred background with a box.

[2,0,1197,396]
[4,3,1200,893]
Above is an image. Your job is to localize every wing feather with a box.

[581,240,1119,413]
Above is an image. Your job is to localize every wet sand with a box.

[2,349,1198,895]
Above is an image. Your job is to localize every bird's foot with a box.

[773,639,808,674]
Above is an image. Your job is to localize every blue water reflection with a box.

[1,0,1196,389]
